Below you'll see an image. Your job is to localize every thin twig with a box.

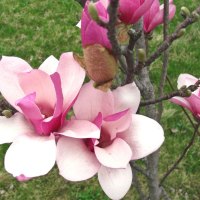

[157,0,170,121]
[140,80,200,106]
[130,161,150,179]
[136,6,200,70]
[159,123,200,186]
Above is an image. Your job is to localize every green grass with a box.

[1,0,200,199]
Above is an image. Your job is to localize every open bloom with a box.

[118,0,155,25]
[81,0,111,49]
[56,81,164,199]
[143,0,176,33]
[0,53,100,180]
[171,74,200,119]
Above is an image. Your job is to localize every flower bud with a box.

[138,49,146,63]
[180,7,190,18]
[192,11,199,21]
[185,89,192,97]
[2,109,12,118]
[177,28,186,38]
[83,44,118,91]
[88,2,100,23]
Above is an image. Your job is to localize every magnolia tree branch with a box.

[159,123,200,186]
[157,0,170,121]
[140,80,200,106]
[124,29,142,84]
[136,6,200,70]
[135,20,162,200]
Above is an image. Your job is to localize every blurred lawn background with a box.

[0,0,200,199]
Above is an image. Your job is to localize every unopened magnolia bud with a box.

[88,2,100,23]
[180,7,190,18]
[177,28,186,38]
[192,11,199,21]
[2,110,12,118]
[138,49,146,63]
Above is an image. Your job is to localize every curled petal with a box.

[5,134,56,178]
[170,96,193,112]
[103,109,132,140]
[57,137,100,181]
[0,113,33,144]
[118,114,164,160]
[98,164,132,200]
[18,69,56,116]
[94,138,132,168]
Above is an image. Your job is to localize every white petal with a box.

[98,164,132,200]
[113,82,140,114]
[118,114,164,160]
[94,138,132,168]
[5,134,56,177]
[58,120,100,139]
[0,112,33,144]
[56,137,100,181]
[39,55,59,75]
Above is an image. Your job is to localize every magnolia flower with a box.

[143,0,176,33]
[171,74,200,119]
[81,0,111,49]
[118,0,155,25]
[0,53,100,180]
[57,81,164,199]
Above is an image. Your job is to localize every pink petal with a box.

[39,55,59,75]
[103,109,132,140]
[132,0,155,24]
[16,174,31,182]
[16,93,44,134]
[73,81,114,121]
[0,56,32,110]
[147,3,176,33]
[98,164,132,199]
[0,112,33,144]
[57,52,85,112]
[5,134,56,178]
[57,119,100,139]
[118,114,164,160]
[18,69,56,116]
[94,138,132,168]
[41,73,63,135]
[56,137,100,181]
[187,94,200,115]
[113,82,140,113]
[177,73,198,89]
[93,112,103,129]
[170,96,193,112]
[143,0,160,32]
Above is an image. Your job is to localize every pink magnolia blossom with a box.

[0,53,100,180]
[56,81,164,199]
[143,0,176,33]
[171,74,200,119]
[118,0,155,25]
[81,0,111,49]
